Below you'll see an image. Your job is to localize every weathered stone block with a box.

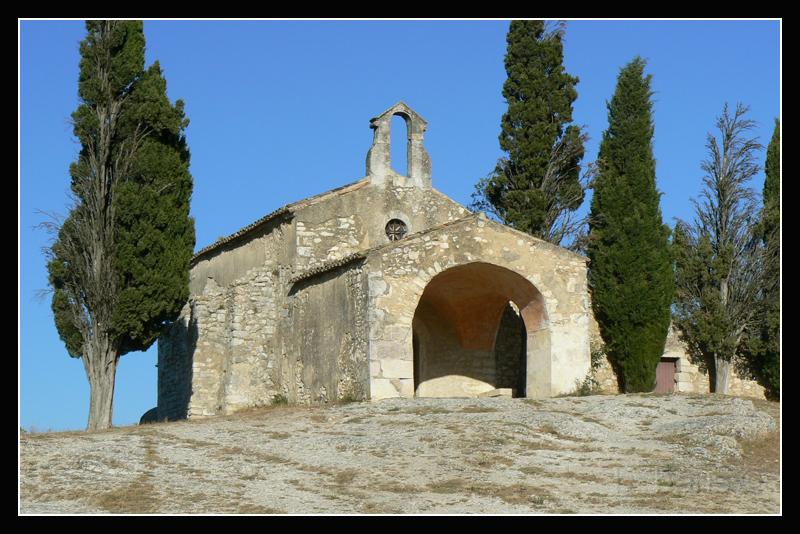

[371,378,401,400]
[380,359,413,379]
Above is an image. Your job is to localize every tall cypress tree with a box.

[472,20,587,246]
[587,57,673,393]
[46,21,194,430]
[748,119,780,398]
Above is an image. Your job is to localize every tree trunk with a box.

[714,355,731,395]
[715,276,731,395]
[85,335,119,431]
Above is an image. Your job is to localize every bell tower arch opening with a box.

[412,262,550,398]
[390,113,409,176]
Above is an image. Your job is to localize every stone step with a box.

[477,388,513,398]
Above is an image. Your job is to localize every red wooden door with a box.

[654,360,675,393]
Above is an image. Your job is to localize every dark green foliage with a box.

[747,120,780,399]
[587,57,674,393]
[47,213,83,359]
[76,21,144,103]
[112,62,195,354]
[47,22,194,364]
[763,120,780,240]
[473,20,586,245]
[672,223,732,375]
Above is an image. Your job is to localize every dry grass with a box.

[427,478,553,507]
[91,475,159,513]
[236,503,284,514]
[469,454,515,469]
[209,445,288,465]
[89,438,161,513]
[20,396,780,514]
[369,448,388,458]
[626,496,682,512]
[519,439,569,451]
[625,402,659,409]
[373,482,417,494]
[537,423,589,443]
[548,470,606,484]
[735,429,780,476]
[217,403,298,420]
[146,431,216,449]
[379,419,409,427]
[343,416,370,424]
[333,468,358,485]
[575,414,609,426]
[404,407,452,416]
[460,406,499,414]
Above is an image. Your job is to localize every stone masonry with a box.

[589,316,765,399]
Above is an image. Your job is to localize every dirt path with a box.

[19,394,780,514]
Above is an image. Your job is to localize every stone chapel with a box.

[155,102,764,421]
[156,102,591,419]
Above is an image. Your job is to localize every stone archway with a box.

[411,262,549,398]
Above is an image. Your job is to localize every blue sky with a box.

[19,19,780,431]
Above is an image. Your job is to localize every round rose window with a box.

[385,219,408,241]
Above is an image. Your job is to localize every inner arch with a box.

[412,262,548,398]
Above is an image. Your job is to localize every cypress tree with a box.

[747,119,780,398]
[112,61,195,354]
[472,20,587,246]
[672,104,762,394]
[762,120,780,242]
[587,57,673,393]
[760,120,780,397]
[45,21,194,430]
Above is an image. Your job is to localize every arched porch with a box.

[412,262,549,398]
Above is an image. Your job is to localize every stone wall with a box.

[728,373,767,398]
[157,302,195,421]
[159,253,370,416]
[593,356,621,395]
[292,180,469,272]
[412,299,497,397]
[494,304,527,396]
[186,266,281,416]
[159,218,289,417]
[587,314,620,394]
[587,313,766,399]
[280,264,370,403]
[189,216,291,296]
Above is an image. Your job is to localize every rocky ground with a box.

[19,393,780,514]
